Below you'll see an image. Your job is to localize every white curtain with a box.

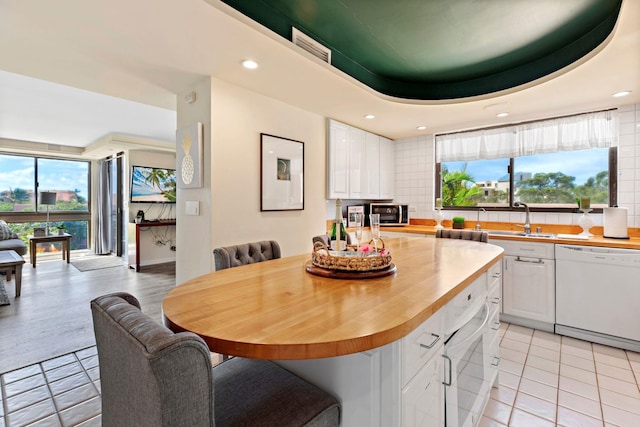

[436,110,619,163]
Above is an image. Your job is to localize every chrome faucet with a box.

[514,202,531,234]
[475,208,486,231]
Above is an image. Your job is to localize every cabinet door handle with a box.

[490,297,501,305]
[491,356,500,367]
[442,354,452,386]
[491,321,501,331]
[515,256,544,264]
[492,273,502,278]
[419,333,441,349]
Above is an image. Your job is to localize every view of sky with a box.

[445,148,609,184]
[0,155,89,196]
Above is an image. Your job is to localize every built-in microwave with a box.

[368,203,409,226]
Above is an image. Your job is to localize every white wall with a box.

[209,79,327,255]
[176,77,213,284]
[395,103,640,228]
[175,78,328,283]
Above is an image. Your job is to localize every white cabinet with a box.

[402,353,443,426]
[347,126,366,199]
[365,132,381,197]
[328,120,349,199]
[492,240,555,331]
[379,136,395,199]
[327,119,395,200]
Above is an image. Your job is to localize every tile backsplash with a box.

[393,103,640,228]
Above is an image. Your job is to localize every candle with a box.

[435,198,442,208]
[580,197,590,210]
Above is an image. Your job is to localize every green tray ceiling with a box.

[221,0,622,100]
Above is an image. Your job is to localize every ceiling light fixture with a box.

[364,114,375,119]
[242,60,258,69]
[416,126,427,130]
[496,112,509,118]
[612,90,631,98]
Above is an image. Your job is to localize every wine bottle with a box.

[329,199,347,251]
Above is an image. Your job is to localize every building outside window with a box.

[435,110,618,212]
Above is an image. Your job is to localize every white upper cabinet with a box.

[379,136,395,199]
[328,120,350,199]
[365,132,380,197]
[327,119,395,199]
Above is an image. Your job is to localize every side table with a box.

[0,250,25,297]
[28,233,72,268]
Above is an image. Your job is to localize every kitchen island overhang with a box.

[162,237,504,360]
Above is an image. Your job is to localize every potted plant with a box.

[452,216,465,229]
[56,223,67,235]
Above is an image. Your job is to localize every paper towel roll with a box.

[603,207,629,239]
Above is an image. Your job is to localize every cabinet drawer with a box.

[402,307,444,386]
[402,351,443,427]
[491,239,554,259]
[487,280,501,310]
[487,260,502,282]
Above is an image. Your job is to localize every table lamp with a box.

[40,191,57,235]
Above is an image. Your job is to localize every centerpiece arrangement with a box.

[311,240,392,272]
[307,204,396,278]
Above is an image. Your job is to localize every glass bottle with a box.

[329,199,347,250]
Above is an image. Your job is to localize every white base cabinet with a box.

[276,265,500,426]
[490,239,555,330]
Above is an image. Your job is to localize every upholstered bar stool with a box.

[436,229,489,243]
[91,292,340,427]
[213,240,281,271]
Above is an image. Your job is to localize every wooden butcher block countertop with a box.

[389,220,640,250]
[162,237,503,360]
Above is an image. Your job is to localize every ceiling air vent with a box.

[292,28,331,64]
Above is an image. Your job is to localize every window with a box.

[435,110,618,211]
[0,153,90,250]
[0,154,89,213]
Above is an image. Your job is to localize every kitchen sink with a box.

[486,230,556,238]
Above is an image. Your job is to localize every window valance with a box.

[436,110,619,163]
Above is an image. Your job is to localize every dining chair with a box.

[91,292,340,427]
[213,240,281,271]
[436,229,488,243]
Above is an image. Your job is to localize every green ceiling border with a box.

[221,0,622,101]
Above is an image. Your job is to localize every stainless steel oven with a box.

[443,275,497,427]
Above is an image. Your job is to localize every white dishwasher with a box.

[555,244,640,352]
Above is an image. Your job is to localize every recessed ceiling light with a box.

[364,114,375,119]
[612,90,631,98]
[496,112,509,118]
[242,60,258,69]
[416,126,427,130]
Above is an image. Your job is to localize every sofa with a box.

[0,220,27,256]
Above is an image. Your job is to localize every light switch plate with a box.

[185,200,199,216]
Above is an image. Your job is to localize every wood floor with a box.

[0,254,176,375]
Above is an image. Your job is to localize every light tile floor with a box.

[0,347,101,427]
[481,323,640,427]
[2,324,639,426]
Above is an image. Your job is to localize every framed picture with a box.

[176,122,203,188]
[347,205,364,227]
[260,133,304,211]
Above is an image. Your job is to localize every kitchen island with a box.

[163,237,503,426]
[164,238,503,425]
